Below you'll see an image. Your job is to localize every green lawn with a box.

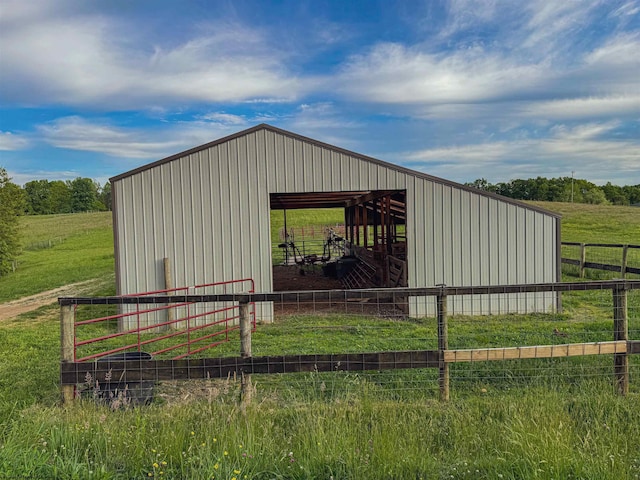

[1,205,640,479]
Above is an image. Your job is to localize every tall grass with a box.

[1,206,640,478]
[2,382,639,479]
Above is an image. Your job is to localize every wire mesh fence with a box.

[561,242,640,280]
[60,281,640,405]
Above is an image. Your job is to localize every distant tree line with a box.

[465,177,640,206]
[20,178,111,215]
[0,171,113,275]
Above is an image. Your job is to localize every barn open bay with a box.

[0,203,639,479]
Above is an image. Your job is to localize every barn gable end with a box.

[111,124,560,322]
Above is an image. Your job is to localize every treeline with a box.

[20,178,111,215]
[465,177,640,205]
[0,170,114,275]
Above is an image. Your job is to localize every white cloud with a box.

[524,95,640,119]
[521,1,600,55]
[403,121,640,184]
[0,5,306,108]
[335,1,639,115]
[437,0,507,40]
[34,108,364,164]
[337,42,550,104]
[197,112,248,125]
[37,116,240,159]
[281,103,365,149]
[8,169,80,186]
[0,131,30,150]
[549,122,621,141]
[2,1,638,188]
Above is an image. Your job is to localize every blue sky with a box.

[1,0,639,188]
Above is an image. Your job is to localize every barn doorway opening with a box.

[269,190,407,292]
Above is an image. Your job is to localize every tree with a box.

[602,182,629,205]
[623,185,640,205]
[70,177,99,212]
[0,168,25,275]
[50,180,72,213]
[24,179,53,214]
[582,187,609,205]
[99,182,112,211]
[465,178,495,192]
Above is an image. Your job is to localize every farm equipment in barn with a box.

[278,228,346,273]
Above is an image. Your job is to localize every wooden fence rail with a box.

[59,280,640,403]
[561,242,640,278]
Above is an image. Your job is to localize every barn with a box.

[110,124,560,324]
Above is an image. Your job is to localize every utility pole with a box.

[571,171,574,203]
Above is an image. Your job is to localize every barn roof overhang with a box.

[269,190,401,210]
[270,191,369,210]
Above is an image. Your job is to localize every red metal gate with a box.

[72,278,255,362]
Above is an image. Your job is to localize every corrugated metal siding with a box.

[113,127,558,323]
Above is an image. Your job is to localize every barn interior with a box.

[270,190,407,291]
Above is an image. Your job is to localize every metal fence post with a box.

[60,304,75,404]
[613,284,629,395]
[621,245,628,279]
[579,243,586,278]
[239,302,253,405]
[437,291,449,402]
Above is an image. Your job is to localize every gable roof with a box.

[109,123,560,218]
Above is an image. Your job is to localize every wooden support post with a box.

[355,206,360,246]
[363,205,368,249]
[239,302,253,405]
[373,205,379,250]
[385,195,392,254]
[60,304,75,404]
[437,292,449,402]
[613,285,629,395]
[347,207,355,245]
[239,302,252,358]
[579,243,586,278]
[621,245,628,278]
[163,257,175,328]
[379,198,385,252]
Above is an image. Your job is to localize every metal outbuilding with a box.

[110,124,560,323]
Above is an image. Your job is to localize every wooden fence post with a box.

[60,304,75,404]
[239,302,253,405]
[437,292,449,402]
[613,285,629,395]
[621,245,628,279]
[579,243,586,278]
[163,257,175,328]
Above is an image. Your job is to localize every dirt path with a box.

[0,279,102,321]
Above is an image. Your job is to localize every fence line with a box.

[561,242,640,278]
[59,280,640,403]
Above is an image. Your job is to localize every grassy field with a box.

[0,212,115,303]
[530,202,640,244]
[1,204,640,478]
[531,202,640,280]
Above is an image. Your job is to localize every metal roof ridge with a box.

[109,123,561,219]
